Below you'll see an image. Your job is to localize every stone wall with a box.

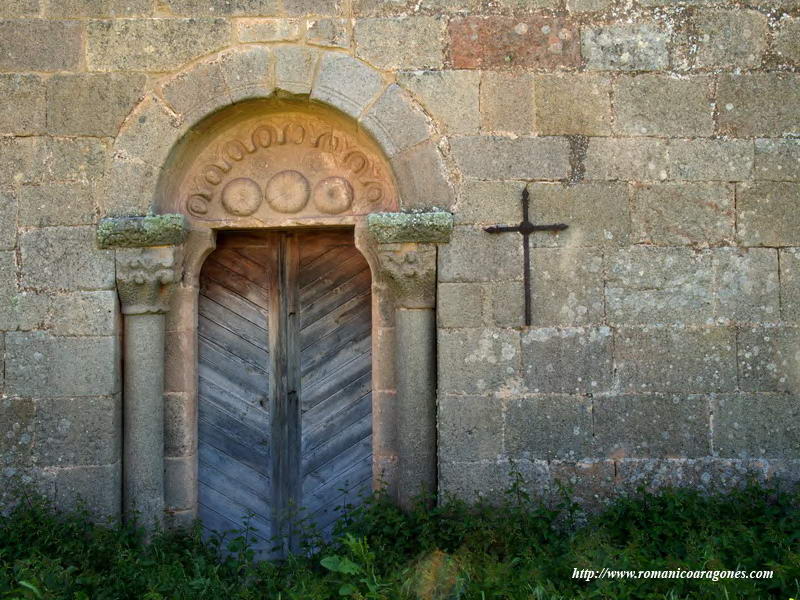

[0,0,797,516]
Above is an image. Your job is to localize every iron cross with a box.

[484,187,568,326]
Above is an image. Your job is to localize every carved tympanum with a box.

[116,247,183,315]
[172,106,398,225]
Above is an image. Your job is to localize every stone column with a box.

[98,215,187,529]
[368,212,452,509]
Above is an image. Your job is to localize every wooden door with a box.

[197,229,372,556]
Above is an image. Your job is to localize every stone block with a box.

[439,225,522,282]
[48,291,118,336]
[713,248,779,323]
[274,45,319,94]
[361,85,432,157]
[522,326,613,394]
[20,227,114,291]
[311,53,384,119]
[39,137,107,184]
[164,0,280,15]
[450,136,570,180]
[717,73,800,137]
[397,70,479,134]
[535,248,606,327]
[527,182,630,248]
[439,460,512,503]
[448,16,579,69]
[615,458,768,493]
[606,247,713,325]
[54,463,121,520]
[584,137,668,182]
[480,72,534,134]
[0,137,38,185]
[162,60,229,118]
[104,158,161,217]
[113,94,181,169]
[692,9,767,68]
[0,19,81,71]
[0,0,39,16]
[669,139,753,182]
[236,18,301,41]
[164,455,197,509]
[390,140,453,210]
[87,18,231,72]
[165,392,195,457]
[0,290,51,332]
[355,17,444,70]
[221,45,274,106]
[0,189,16,250]
[613,75,712,137]
[781,248,800,322]
[33,396,121,467]
[737,183,800,247]
[0,397,35,473]
[632,183,734,247]
[439,395,503,462]
[0,249,14,304]
[582,24,669,71]
[714,393,800,459]
[775,17,800,64]
[437,282,483,328]
[18,182,96,227]
[549,460,615,510]
[165,331,196,395]
[0,74,45,135]
[308,18,350,48]
[594,395,709,459]
[417,0,481,9]
[754,139,800,182]
[455,179,524,226]
[283,0,343,15]
[738,326,800,393]
[567,0,611,11]
[533,73,611,136]
[5,331,120,397]
[615,326,737,393]
[44,0,152,16]
[506,395,592,460]
[438,328,520,395]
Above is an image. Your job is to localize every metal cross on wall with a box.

[484,187,569,326]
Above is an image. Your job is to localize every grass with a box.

[1,474,799,599]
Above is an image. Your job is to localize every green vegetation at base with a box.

[1,477,799,599]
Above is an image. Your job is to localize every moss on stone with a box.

[368,211,453,244]
[97,214,188,248]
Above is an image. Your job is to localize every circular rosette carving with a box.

[313,177,354,215]
[265,170,310,213]
[221,178,263,216]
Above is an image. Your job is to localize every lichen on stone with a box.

[368,211,454,244]
[96,214,189,249]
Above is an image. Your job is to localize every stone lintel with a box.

[367,211,453,244]
[97,214,189,249]
[116,246,183,315]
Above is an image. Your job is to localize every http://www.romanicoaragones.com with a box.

[572,568,774,582]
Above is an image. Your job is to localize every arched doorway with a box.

[102,46,451,537]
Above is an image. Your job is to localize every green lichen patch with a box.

[367,211,453,244]
[96,214,188,248]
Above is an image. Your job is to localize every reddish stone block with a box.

[448,16,580,69]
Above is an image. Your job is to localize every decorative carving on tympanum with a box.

[376,244,437,309]
[266,170,310,213]
[116,246,183,315]
[177,111,398,224]
[221,178,263,216]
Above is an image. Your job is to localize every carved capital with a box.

[116,247,183,315]
[375,243,437,309]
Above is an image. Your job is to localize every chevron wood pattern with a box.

[196,230,373,555]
